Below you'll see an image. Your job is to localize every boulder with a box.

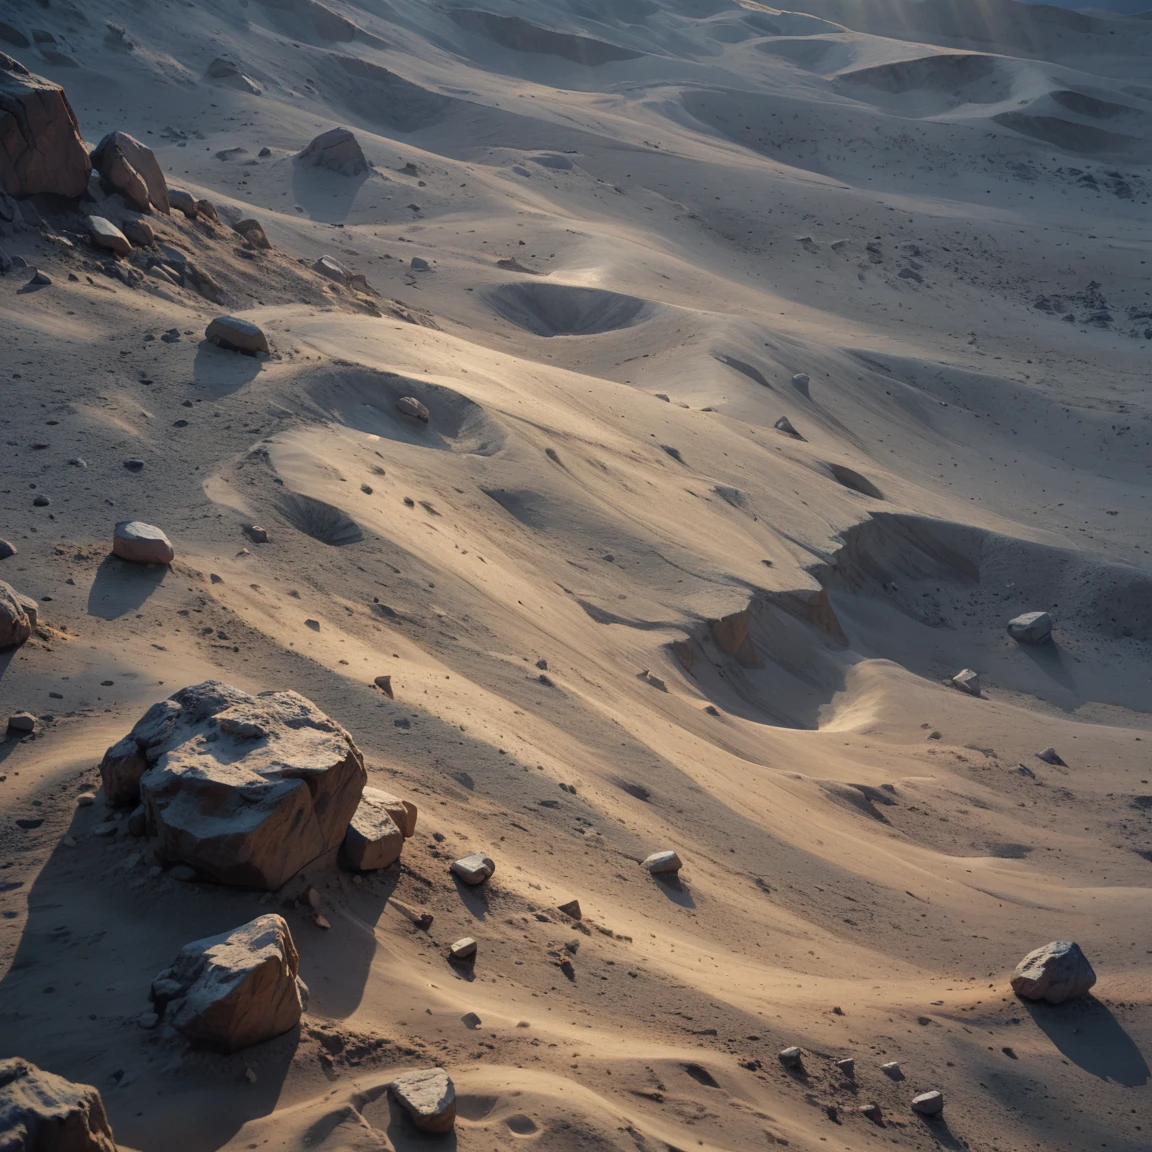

[85,215,130,257]
[206,315,269,355]
[150,914,307,1051]
[195,199,220,224]
[777,1046,803,1069]
[950,668,980,696]
[774,416,805,439]
[120,218,154,247]
[7,712,36,732]
[0,53,91,198]
[1036,746,1065,766]
[389,1069,456,1134]
[0,539,15,559]
[1007,611,1052,644]
[90,131,169,213]
[341,787,406,872]
[101,681,367,889]
[112,520,174,565]
[450,853,494,885]
[0,1058,116,1152]
[449,937,476,961]
[233,218,270,249]
[297,128,367,177]
[641,850,681,875]
[911,1090,943,1117]
[168,188,197,217]
[1011,940,1096,1004]
[313,255,349,284]
[557,899,581,920]
[395,396,429,422]
[0,579,37,649]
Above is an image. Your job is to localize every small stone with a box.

[410,256,430,271]
[304,886,322,909]
[170,865,196,881]
[396,396,430,422]
[1007,611,1052,644]
[244,1067,257,1084]
[859,1103,881,1122]
[32,495,50,507]
[1036,746,1065,766]
[791,372,810,390]
[950,668,980,696]
[461,1012,481,1028]
[7,712,36,733]
[835,1058,854,1075]
[641,850,681,875]
[557,899,582,920]
[373,675,394,698]
[122,458,145,472]
[30,269,51,286]
[245,525,269,543]
[1011,940,1096,1004]
[313,255,349,284]
[881,1061,904,1080]
[778,1046,803,1069]
[76,792,96,807]
[389,1068,456,1134]
[449,937,477,961]
[911,1090,943,1116]
[314,914,331,930]
[450,853,495,885]
[638,669,667,691]
[774,416,804,438]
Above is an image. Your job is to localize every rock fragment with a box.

[1011,940,1096,1004]
[389,1069,456,1134]
[7,712,36,733]
[313,254,349,283]
[112,520,174,565]
[1007,611,1052,644]
[911,1090,944,1116]
[449,937,477,961]
[121,218,154,247]
[341,787,406,872]
[881,1061,904,1080]
[168,188,197,218]
[557,899,581,920]
[777,1046,803,1069]
[0,1058,116,1152]
[835,1058,854,1075]
[373,674,394,699]
[150,914,307,1052]
[85,215,131,257]
[450,853,494,885]
[641,850,681,875]
[1036,746,1065,766]
[233,218,270,249]
[395,396,429,422]
[297,128,367,177]
[206,315,269,355]
[950,668,980,696]
[0,580,37,649]
[774,416,804,438]
[0,539,15,559]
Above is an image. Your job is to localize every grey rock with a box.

[450,853,495,885]
[1011,940,1096,1004]
[1007,611,1052,644]
[112,520,173,565]
[410,256,430,271]
[774,416,804,439]
[297,128,366,177]
[911,1090,943,1116]
[7,712,36,732]
[395,396,429,422]
[121,218,154,248]
[777,1046,803,1069]
[881,1061,904,1080]
[313,254,349,284]
[168,188,197,218]
[641,850,681,875]
[0,539,13,559]
[950,669,980,696]
[0,580,37,649]
[206,315,269,355]
[389,1069,456,1134]
[1036,746,1065,766]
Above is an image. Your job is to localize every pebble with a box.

[32,495,50,507]
[314,914,331,930]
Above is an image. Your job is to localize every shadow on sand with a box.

[192,340,264,398]
[87,555,168,620]
[1024,996,1150,1086]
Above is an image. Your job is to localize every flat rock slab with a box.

[151,914,307,1052]
[450,853,494,885]
[0,1058,116,1152]
[641,850,682,874]
[1011,940,1096,1004]
[1007,611,1052,644]
[389,1068,456,1133]
[206,315,269,355]
[0,580,37,649]
[112,520,173,565]
[99,680,366,889]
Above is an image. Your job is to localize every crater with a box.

[486,281,655,337]
[276,493,364,545]
[506,1113,540,1135]
[449,9,645,64]
[826,463,884,499]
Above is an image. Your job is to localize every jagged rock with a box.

[449,937,476,961]
[297,127,367,177]
[778,1046,803,1069]
[410,256,430,272]
[641,850,681,875]
[100,681,367,889]
[121,218,154,247]
[313,254,349,284]
[1036,746,1065,766]
[341,787,406,872]
[90,131,168,214]
[911,1090,943,1116]
[0,579,37,649]
[1007,611,1052,644]
[0,1058,117,1152]
[112,520,174,565]
[835,1058,855,1075]
[150,915,307,1052]
[950,668,980,696]
[450,853,494,885]
[557,899,581,919]
[774,415,804,438]
[347,272,375,294]
[389,1069,456,1134]
[206,315,269,355]
[233,217,270,249]
[372,674,393,699]
[85,215,130,257]
[395,396,429,422]
[1011,940,1096,1004]
[0,53,91,198]
[168,188,197,218]
[195,199,220,224]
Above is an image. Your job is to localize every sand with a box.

[1,0,1150,1149]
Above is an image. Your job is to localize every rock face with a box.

[0,53,91,198]
[0,579,37,649]
[0,1058,117,1152]
[90,131,169,213]
[1007,611,1053,644]
[112,520,174,565]
[450,853,494,885]
[341,787,410,872]
[297,127,367,176]
[1011,940,1096,1004]
[641,850,682,875]
[389,1069,456,1134]
[150,915,307,1052]
[85,216,130,257]
[206,315,269,355]
[100,681,367,889]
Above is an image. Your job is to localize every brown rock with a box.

[709,607,760,667]
[195,198,219,223]
[233,218,271,249]
[150,914,307,1052]
[0,53,91,198]
[91,131,169,213]
[7,712,36,733]
[206,315,269,355]
[341,787,405,872]
[112,520,174,565]
[0,1058,116,1152]
[120,218,154,247]
[372,674,394,699]
[85,215,130,257]
[0,579,37,649]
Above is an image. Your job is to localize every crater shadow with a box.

[1023,997,1149,1086]
[290,163,370,225]
[87,555,167,619]
[486,281,655,337]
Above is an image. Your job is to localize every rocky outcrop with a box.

[0,1058,117,1152]
[341,787,412,872]
[0,579,37,649]
[100,681,366,889]
[389,1069,456,1133]
[206,316,269,355]
[112,520,174,565]
[150,915,307,1051]
[297,127,367,176]
[90,131,169,214]
[0,53,91,198]
[1011,940,1096,1004]
[709,608,759,668]
[1007,611,1052,644]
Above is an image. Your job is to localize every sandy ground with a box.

[2,0,1151,1149]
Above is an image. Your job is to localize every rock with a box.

[1007,611,1052,644]
[195,199,220,224]
[313,915,330,930]
[76,792,95,807]
[950,668,980,696]
[245,525,269,544]
[168,188,197,218]
[206,315,269,355]
[777,1046,803,1069]
[150,914,307,1052]
[298,128,367,177]
[90,130,168,213]
[341,787,406,872]
[835,1057,854,1075]
[0,539,15,559]
[391,899,433,930]
[1036,746,1065,766]
[638,669,667,691]
[0,54,91,198]
[0,580,37,649]
[313,255,349,284]
[32,495,49,507]
[410,256,430,272]
[641,850,681,875]
[0,1058,116,1152]
[121,218,154,247]
[233,218,270,249]
[29,269,50,286]
[101,681,367,889]
[791,372,810,392]
[122,458,145,472]
[138,1012,159,1029]
[85,216,130,257]
[461,1012,481,1028]
[449,937,477,961]
[206,58,262,95]
[127,805,146,836]
[7,712,36,732]
[373,674,394,699]
[859,1103,881,1122]
[450,853,494,885]
[557,899,582,920]
[112,520,174,565]
[911,1090,943,1116]
[395,396,429,422]
[1011,940,1096,1004]
[774,416,804,439]
[880,1061,904,1080]
[389,1069,456,1134]
[169,864,196,881]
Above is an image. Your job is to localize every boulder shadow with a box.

[916,1116,966,1150]
[450,876,492,921]
[652,874,696,908]
[1023,996,1149,1085]
[192,340,264,397]
[1015,641,1077,694]
[290,164,370,226]
[87,554,167,619]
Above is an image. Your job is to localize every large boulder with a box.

[389,1069,456,1134]
[90,130,169,214]
[206,315,269,355]
[0,579,37,649]
[297,127,367,177]
[341,787,413,872]
[1011,940,1096,1004]
[1007,611,1053,644]
[99,681,367,889]
[0,1058,117,1152]
[0,53,91,198]
[112,520,174,565]
[150,915,307,1052]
